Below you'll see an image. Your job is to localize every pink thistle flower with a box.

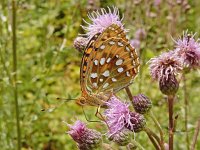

[130,39,141,50]
[104,95,146,138]
[104,95,131,136]
[154,0,162,6]
[135,28,146,40]
[82,6,126,39]
[67,120,101,149]
[149,50,183,81]
[174,31,200,68]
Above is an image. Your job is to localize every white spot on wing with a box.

[103,83,109,89]
[126,71,131,77]
[91,73,97,79]
[106,57,111,63]
[116,59,123,66]
[117,67,124,73]
[126,46,130,52]
[118,42,123,46]
[100,78,103,82]
[116,55,119,58]
[93,82,98,87]
[102,70,110,77]
[100,45,105,50]
[94,60,98,65]
[100,58,106,65]
[133,60,136,66]
[112,78,117,82]
[130,52,134,58]
[109,41,115,45]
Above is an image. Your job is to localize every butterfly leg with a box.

[95,105,106,121]
[82,106,101,122]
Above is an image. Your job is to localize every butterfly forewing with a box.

[81,24,129,93]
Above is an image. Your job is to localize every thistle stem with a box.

[131,140,145,150]
[190,117,200,150]
[183,73,189,150]
[149,111,165,150]
[168,95,174,150]
[12,0,21,150]
[144,127,161,150]
[125,87,133,102]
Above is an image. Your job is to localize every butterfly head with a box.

[76,96,87,106]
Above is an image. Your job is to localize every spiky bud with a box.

[109,129,130,146]
[67,120,102,150]
[73,37,88,53]
[125,112,146,132]
[132,94,152,114]
[159,74,179,96]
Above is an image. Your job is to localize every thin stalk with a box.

[168,95,174,150]
[183,73,189,150]
[12,0,21,150]
[144,128,161,150]
[131,140,145,150]
[190,117,200,150]
[149,111,165,150]
[125,87,133,102]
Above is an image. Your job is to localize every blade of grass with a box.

[12,0,21,149]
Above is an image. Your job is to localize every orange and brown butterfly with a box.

[74,7,140,107]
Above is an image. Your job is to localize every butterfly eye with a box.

[76,97,86,106]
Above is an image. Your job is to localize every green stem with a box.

[168,95,174,150]
[183,73,189,150]
[149,111,165,150]
[144,128,160,150]
[131,139,145,150]
[125,87,133,102]
[12,0,21,150]
[190,117,200,150]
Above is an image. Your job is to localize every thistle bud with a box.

[125,112,146,132]
[109,129,130,146]
[73,37,88,53]
[67,120,102,150]
[159,74,179,96]
[132,94,152,114]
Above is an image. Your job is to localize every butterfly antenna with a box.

[56,97,76,102]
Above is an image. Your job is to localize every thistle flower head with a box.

[130,39,141,50]
[82,6,126,39]
[104,95,131,136]
[159,73,179,95]
[174,31,200,68]
[67,120,101,150]
[74,36,88,52]
[132,94,152,114]
[125,112,146,132]
[108,129,130,146]
[135,28,146,40]
[149,50,183,81]
[104,95,146,139]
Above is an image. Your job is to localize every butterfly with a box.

[76,24,140,107]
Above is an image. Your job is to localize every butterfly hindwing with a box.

[86,37,139,93]
[81,24,129,93]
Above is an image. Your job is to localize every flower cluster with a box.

[149,31,200,95]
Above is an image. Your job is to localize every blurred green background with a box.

[0,0,200,149]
